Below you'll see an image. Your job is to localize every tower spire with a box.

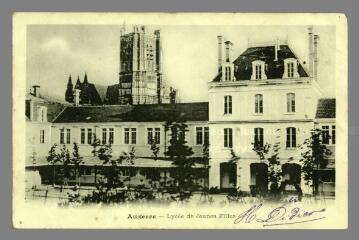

[84,72,88,83]
[65,74,74,103]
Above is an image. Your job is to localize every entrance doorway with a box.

[220,162,237,189]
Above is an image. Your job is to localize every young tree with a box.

[149,138,160,161]
[71,142,84,186]
[300,129,331,196]
[117,147,136,187]
[252,141,282,199]
[58,145,71,190]
[96,143,116,189]
[118,146,136,165]
[46,144,60,186]
[164,119,195,201]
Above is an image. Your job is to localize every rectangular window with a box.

[154,128,161,144]
[109,128,114,145]
[254,128,264,147]
[322,126,330,144]
[147,128,153,144]
[124,128,130,144]
[87,128,92,144]
[332,125,336,145]
[255,94,263,113]
[225,67,231,81]
[196,127,203,145]
[288,62,294,78]
[224,128,233,148]
[60,129,65,144]
[131,128,137,144]
[80,128,86,144]
[66,129,71,144]
[255,65,262,79]
[286,127,297,148]
[204,127,209,145]
[102,128,107,145]
[286,93,296,113]
[224,95,232,114]
[40,130,45,144]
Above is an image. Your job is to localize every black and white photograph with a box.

[12,13,348,229]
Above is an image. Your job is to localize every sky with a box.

[27,25,336,102]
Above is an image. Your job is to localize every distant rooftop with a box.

[53,102,209,123]
[316,98,336,119]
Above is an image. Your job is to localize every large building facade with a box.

[26,27,336,195]
[208,28,335,195]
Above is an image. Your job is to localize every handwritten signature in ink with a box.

[233,203,326,227]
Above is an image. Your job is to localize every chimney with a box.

[73,89,81,106]
[308,26,314,77]
[217,36,223,72]
[274,39,279,61]
[32,85,40,97]
[313,34,320,80]
[224,40,233,63]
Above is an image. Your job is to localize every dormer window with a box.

[283,58,300,79]
[38,106,47,122]
[251,60,267,80]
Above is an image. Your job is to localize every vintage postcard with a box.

[13,13,348,229]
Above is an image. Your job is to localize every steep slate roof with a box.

[53,102,209,123]
[26,94,69,122]
[316,98,336,119]
[212,45,309,82]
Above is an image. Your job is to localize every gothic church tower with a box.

[118,26,163,104]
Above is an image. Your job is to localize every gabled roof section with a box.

[26,94,70,122]
[212,45,309,82]
[53,102,209,123]
[316,98,336,119]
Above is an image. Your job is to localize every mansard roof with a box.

[316,98,336,119]
[212,44,309,82]
[53,102,209,123]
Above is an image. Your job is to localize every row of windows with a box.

[224,93,296,115]
[223,127,297,148]
[59,127,209,146]
[47,125,336,148]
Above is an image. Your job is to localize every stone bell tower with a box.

[118,25,163,105]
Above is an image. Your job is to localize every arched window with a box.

[283,58,299,79]
[251,60,267,80]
